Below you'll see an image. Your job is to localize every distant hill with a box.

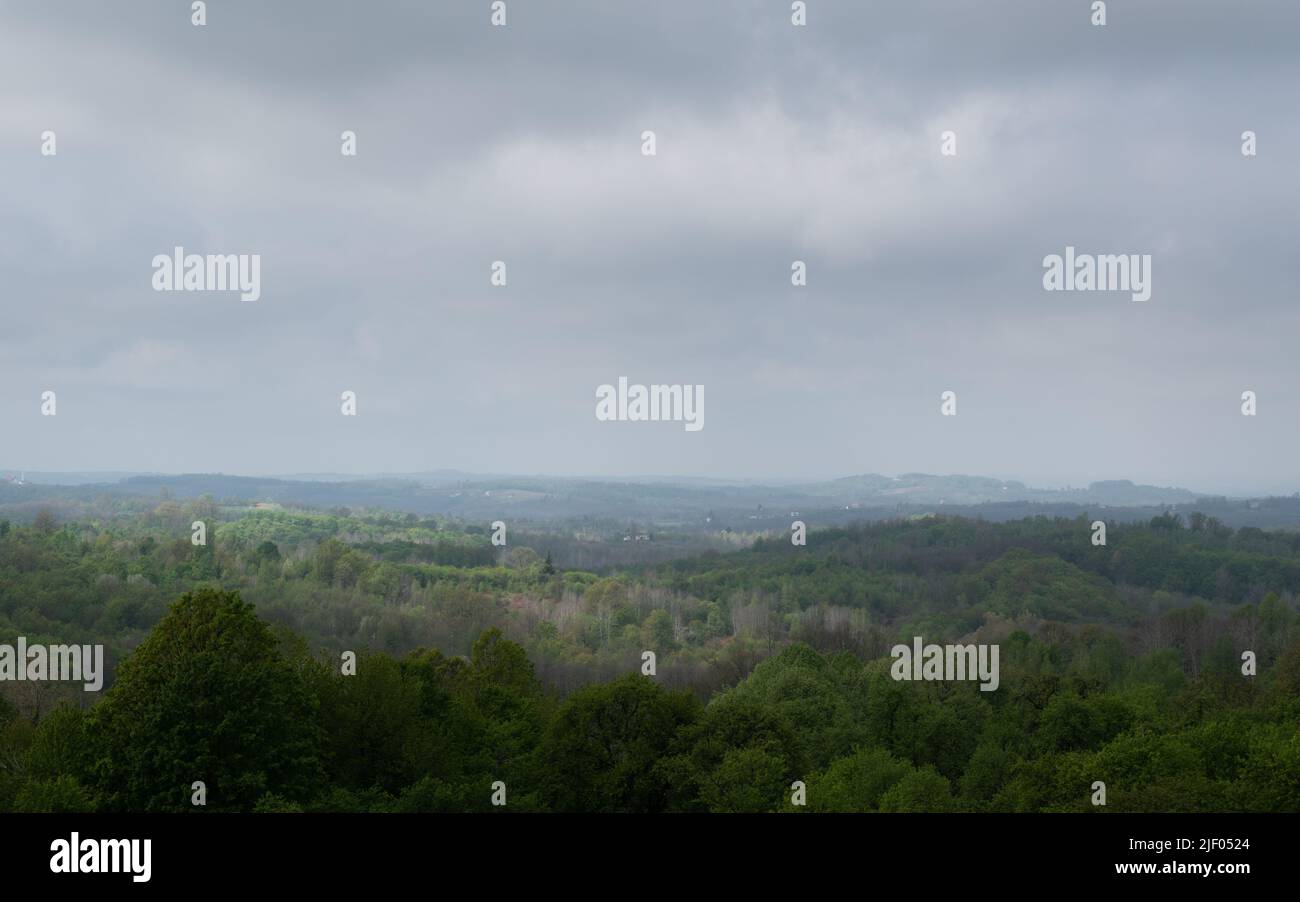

[4,468,1295,530]
[795,474,1199,507]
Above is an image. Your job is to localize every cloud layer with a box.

[2,1,1297,493]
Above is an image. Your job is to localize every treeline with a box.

[1,587,1298,813]
[3,510,1300,700]
[662,513,1300,606]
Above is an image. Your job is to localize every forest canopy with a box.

[0,505,1297,813]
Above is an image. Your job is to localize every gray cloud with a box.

[1,1,1297,494]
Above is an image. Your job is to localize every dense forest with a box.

[0,500,1297,812]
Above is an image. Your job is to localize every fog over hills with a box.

[2,467,1201,501]
[4,468,1297,530]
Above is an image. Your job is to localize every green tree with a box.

[664,698,806,812]
[13,775,93,813]
[540,674,699,812]
[878,766,956,812]
[26,704,89,782]
[311,651,424,793]
[808,746,912,812]
[84,587,322,811]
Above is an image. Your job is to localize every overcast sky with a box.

[1,1,1297,494]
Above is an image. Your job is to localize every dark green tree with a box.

[84,587,322,811]
[540,674,699,812]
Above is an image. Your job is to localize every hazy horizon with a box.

[2,464,1294,500]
